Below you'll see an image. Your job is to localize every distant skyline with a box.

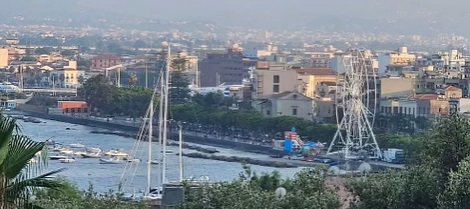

[4,0,470,35]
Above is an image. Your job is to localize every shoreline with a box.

[13,109,277,155]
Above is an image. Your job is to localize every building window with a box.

[292,108,297,115]
[273,75,280,83]
[273,85,280,93]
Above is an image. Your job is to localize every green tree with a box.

[128,74,138,86]
[178,167,341,209]
[35,180,147,209]
[0,114,65,208]
[168,54,191,103]
[79,74,116,114]
[438,156,470,209]
[133,40,146,49]
[347,114,470,209]
[34,47,54,55]
[20,57,37,62]
[420,114,470,180]
[60,49,76,57]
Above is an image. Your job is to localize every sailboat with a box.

[141,43,170,202]
[120,43,206,204]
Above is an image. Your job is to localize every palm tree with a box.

[0,115,64,208]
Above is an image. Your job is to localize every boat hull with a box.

[99,158,122,164]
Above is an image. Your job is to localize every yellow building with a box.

[63,61,83,88]
[252,62,303,99]
[297,68,337,98]
[378,47,416,75]
[0,48,9,68]
[389,47,416,65]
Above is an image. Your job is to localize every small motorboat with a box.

[100,157,123,164]
[49,155,68,160]
[60,149,74,155]
[70,143,85,148]
[86,147,102,153]
[106,150,129,158]
[74,151,87,157]
[127,158,142,163]
[50,146,65,152]
[59,158,76,163]
[161,150,173,154]
[82,152,102,158]
[149,160,161,164]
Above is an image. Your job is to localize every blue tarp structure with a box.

[284,139,293,153]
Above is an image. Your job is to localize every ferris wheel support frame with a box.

[327,48,382,160]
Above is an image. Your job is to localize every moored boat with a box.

[49,155,68,160]
[100,157,123,164]
[59,158,76,163]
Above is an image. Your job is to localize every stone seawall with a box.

[17,107,275,154]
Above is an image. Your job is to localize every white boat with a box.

[86,147,102,153]
[50,146,65,152]
[100,157,123,164]
[59,158,76,163]
[82,152,102,158]
[149,160,160,164]
[70,143,85,148]
[127,158,142,163]
[60,150,74,155]
[105,150,129,157]
[74,151,87,157]
[141,187,162,201]
[49,155,68,160]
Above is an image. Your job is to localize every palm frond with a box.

[6,168,66,207]
[2,135,45,179]
[0,115,18,166]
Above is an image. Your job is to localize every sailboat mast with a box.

[162,42,171,184]
[146,99,153,193]
[156,67,164,188]
[178,125,183,182]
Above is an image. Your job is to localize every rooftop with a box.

[296,68,336,76]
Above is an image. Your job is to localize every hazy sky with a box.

[5,0,470,32]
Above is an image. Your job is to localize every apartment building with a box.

[198,45,256,87]
[297,68,337,99]
[0,48,8,68]
[378,47,416,76]
[91,54,121,69]
[251,62,303,99]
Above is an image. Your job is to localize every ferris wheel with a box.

[327,48,381,159]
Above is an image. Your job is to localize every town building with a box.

[251,62,303,99]
[255,91,314,121]
[297,68,337,99]
[378,47,416,76]
[0,48,9,68]
[91,54,121,69]
[198,45,257,87]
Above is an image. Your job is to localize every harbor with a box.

[18,118,303,193]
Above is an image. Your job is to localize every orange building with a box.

[58,101,88,114]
